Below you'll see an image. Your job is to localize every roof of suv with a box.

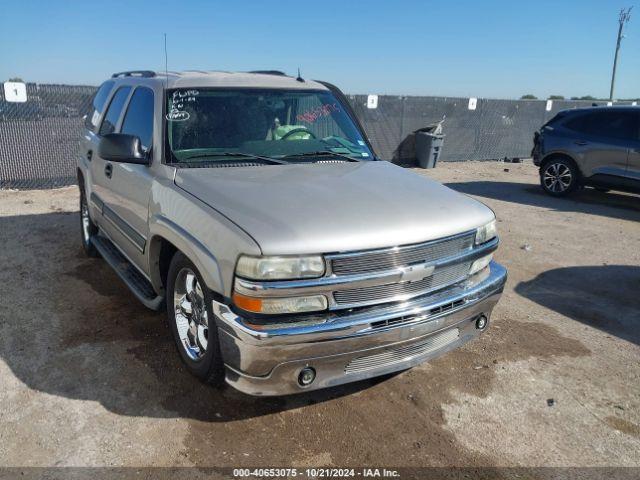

[111,70,331,91]
[560,105,640,115]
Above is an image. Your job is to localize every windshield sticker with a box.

[173,89,200,100]
[296,103,339,123]
[166,90,199,121]
[166,110,190,121]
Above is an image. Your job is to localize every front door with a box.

[101,86,156,271]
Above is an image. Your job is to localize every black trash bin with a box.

[415,130,444,169]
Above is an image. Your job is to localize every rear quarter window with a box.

[563,114,590,133]
[542,111,569,129]
[85,80,115,130]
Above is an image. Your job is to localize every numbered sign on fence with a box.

[545,100,553,111]
[468,97,477,110]
[367,95,378,109]
[3,82,27,103]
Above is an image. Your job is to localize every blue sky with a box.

[1,0,638,99]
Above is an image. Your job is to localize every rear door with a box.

[101,86,156,270]
[80,80,115,220]
[562,110,635,178]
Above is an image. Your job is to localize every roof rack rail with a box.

[111,70,156,78]
[248,70,288,76]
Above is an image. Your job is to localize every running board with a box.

[91,235,164,311]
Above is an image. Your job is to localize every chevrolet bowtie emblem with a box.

[399,263,435,283]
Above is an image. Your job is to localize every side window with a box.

[564,114,590,134]
[85,80,115,130]
[594,112,637,141]
[566,111,637,141]
[98,87,131,136]
[120,87,154,150]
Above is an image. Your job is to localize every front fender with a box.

[147,181,262,298]
[148,216,225,296]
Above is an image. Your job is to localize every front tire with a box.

[79,188,99,257]
[166,252,225,386]
[540,158,579,196]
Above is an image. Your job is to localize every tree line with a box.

[520,94,639,101]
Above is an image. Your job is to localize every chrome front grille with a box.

[233,230,495,314]
[330,232,475,276]
[333,261,471,307]
[344,327,460,374]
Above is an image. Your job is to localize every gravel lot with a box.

[0,161,639,471]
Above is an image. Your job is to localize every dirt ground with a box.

[0,161,639,471]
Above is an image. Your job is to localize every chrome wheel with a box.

[81,198,91,244]
[543,162,573,193]
[173,268,209,361]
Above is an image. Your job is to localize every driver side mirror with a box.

[98,133,150,165]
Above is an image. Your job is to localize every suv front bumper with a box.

[213,262,507,396]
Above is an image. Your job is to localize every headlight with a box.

[475,219,497,245]
[232,292,328,314]
[236,255,325,280]
[469,254,493,275]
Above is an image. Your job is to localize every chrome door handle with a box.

[574,140,588,146]
[104,163,113,178]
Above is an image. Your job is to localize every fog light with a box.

[476,315,488,330]
[469,254,493,276]
[298,367,316,386]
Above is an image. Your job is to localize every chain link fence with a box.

[0,84,95,189]
[0,82,633,189]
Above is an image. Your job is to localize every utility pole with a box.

[609,7,632,101]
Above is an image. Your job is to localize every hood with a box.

[174,161,495,255]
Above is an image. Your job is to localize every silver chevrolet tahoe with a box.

[77,70,507,396]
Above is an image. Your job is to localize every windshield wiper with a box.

[180,152,288,165]
[279,150,361,162]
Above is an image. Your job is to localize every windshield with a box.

[165,88,373,163]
